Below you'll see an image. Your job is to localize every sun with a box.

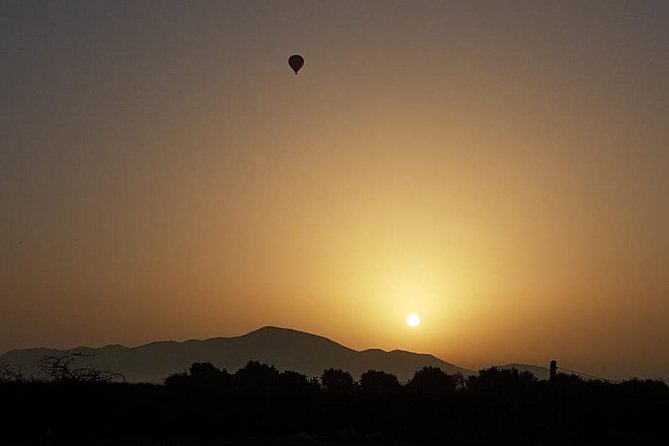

[406,313,420,328]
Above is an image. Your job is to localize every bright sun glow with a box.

[406,313,420,328]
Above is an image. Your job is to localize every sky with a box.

[1,0,668,380]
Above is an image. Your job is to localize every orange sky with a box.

[2,1,668,379]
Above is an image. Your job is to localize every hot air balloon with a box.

[288,54,304,74]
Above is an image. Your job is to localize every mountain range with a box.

[1,326,548,382]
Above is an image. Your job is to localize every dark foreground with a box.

[1,363,667,445]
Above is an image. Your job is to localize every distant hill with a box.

[1,326,477,383]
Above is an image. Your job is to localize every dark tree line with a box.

[164,362,465,396]
[163,361,543,397]
[1,356,668,445]
[165,361,319,396]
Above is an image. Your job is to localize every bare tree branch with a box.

[37,353,125,383]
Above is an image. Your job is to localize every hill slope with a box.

[1,326,474,383]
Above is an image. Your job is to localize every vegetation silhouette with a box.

[359,370,401,395]
[37,353,124,384]
[0,358,22,382]
[321,368,356,394]
[1,355,668,445]
[406,365,461,396]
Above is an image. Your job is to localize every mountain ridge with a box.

[1,326,541,383]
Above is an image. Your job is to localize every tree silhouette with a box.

[3,358,669,444]
[164,362,230,387]
[233,360,282,394]
[321,368,355,394]
[191,362,228,382]
[164,371,189,387]
[278,369,319,395]
[466,366,537,392]
[37,353,124,383]
[0,358,22,382]
[359,370,401,395]
[406,366,458,396]
[164,360,317,395]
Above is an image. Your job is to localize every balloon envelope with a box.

[288,55,304,74]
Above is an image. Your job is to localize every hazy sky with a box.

[2,1,668,379]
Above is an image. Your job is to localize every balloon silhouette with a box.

[288,55,304,74]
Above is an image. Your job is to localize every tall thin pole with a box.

[549,360,557,381]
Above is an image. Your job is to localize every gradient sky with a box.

[2,1,668,379]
